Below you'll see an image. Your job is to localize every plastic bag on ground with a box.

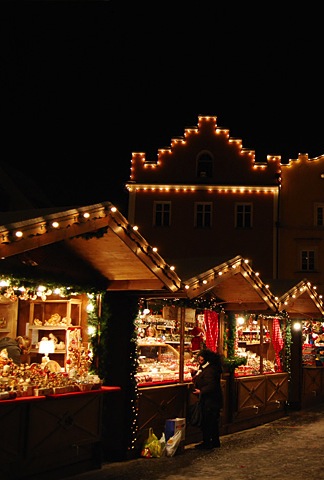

[165,429,182,457]
[141,428,165,458]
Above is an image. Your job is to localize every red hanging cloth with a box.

[271,317,284,371]
[203,310,219,352]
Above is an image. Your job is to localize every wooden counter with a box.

[302,366,324,407]
[0,386,120,480]
[223,372,289,434]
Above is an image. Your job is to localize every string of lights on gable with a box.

[0,202,182,293]
[181,255,279,310]
[1,205,323,315]
[277,280,324,315]
[127,115,283,190]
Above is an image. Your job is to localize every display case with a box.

[232,314,284,376]
[136,341,196,384]
[135,303,200,386]
[136,342,181,384]
[28,298,82,369]
[301,320,324,366]
[136,304,197,346]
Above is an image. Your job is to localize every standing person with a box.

[0,335,31,366]
[191,348,223,449]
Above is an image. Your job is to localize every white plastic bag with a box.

[165,429,182,457]
[159,432,166,456]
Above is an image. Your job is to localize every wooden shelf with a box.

[28,298,82,370]
[30,348,65,354]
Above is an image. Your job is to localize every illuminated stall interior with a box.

[277,280,324,367]
[134,255,286,386]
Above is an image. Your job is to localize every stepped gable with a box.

[129,115,282,186]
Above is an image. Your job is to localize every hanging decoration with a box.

[204,309,219,352]
[280,311,292,380]
[271,317,284,372]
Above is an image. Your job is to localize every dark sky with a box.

[2,1,323,213]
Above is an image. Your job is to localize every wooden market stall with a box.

[133,256,290,453]
[2,201,320,470]
[181,256,289,436]
[276,279,324,409]
[0,202,182,478]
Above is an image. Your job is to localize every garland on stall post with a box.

[99,291,139,459]
[222,312,247,372]
[87,292,108,378]
[280,310,292,402]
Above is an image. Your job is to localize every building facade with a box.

[279,153,324,289]
[125,115,324,291]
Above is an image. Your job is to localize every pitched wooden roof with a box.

[276,279,324,318]
[181,255,278,312]
[0,202,181,293]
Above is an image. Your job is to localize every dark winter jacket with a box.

[192,361,223,410]
[0,337,22,365]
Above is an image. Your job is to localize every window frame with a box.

[314,203,324,226]
[235,202,253,228]
[196,151,214,179]
[300,249,317,272]
[194,202,213,228]
[153,201,171,227]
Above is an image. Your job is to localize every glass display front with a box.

[234,314,284,376]
[135,303,200,385]
[135,302,287,384]
[301,320,324,367]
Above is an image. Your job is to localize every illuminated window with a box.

[154,201,171,227]
[235,203,252,228]
[195,202,212,227]
[314,203,324,226]
[196,152,213,178]
[301,250,316,271]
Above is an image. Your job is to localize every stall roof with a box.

[0,202,181,293]
[181,255,278,312]
[2,205,322,316]
[276,279,324,319]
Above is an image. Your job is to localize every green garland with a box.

[0,273,99,298]
[280,310,292,402]
[98,291,139,457]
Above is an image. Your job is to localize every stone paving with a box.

[62,402,324,480]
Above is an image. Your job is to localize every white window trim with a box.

[300,248,317,272]
[153,201,171,227]
[235,202,253,228]
[314,202,324,227]
[194,202,213,228]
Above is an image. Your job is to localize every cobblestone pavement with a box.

[62,402,324,480]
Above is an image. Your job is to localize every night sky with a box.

[2,1,323,213]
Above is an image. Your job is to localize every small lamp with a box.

[38,339,55,364]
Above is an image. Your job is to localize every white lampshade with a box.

[38,339,55,356]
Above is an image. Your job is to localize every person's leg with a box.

[210,409,221,447]
[198,406,215,448]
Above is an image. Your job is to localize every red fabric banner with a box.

[271,317,284,371]
[203,310,219,352]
